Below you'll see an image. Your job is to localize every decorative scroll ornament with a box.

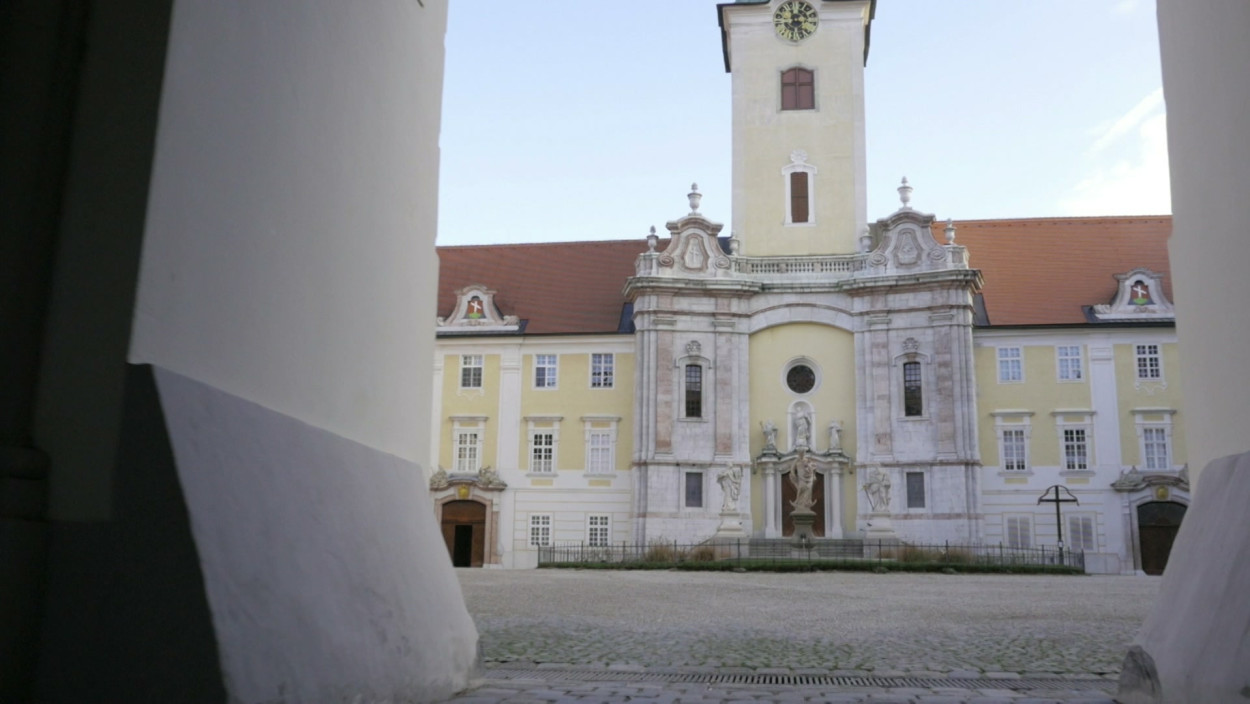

[686,340,702,356]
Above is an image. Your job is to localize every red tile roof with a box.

[436,239,649,335]
[435,216,1173,333]
[949,216,1172,326]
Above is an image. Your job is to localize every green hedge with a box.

[538,559,1084,575]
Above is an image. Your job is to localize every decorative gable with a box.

[632,184,733,279]
[1091,267,1174,322]
[862,179,969,276]
[437,284,521,334]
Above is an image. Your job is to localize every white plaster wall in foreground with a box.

[128,1,477,700]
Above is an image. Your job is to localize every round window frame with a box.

[783,358,820,395]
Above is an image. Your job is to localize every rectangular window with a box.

[903,361,923,417]
[587,515,610,547]
[1002,428,1028,471]
[591,353,614,388]
[530,432,555,473]
[454,431,480,473]
[1135,344,1161,380]
[780,67,814,110]
[1057,345,1083,381]
[684,364,703,418]
[789,172,809,224]
[535,354,558,388]
[1143,427,1169,470]
[460,354,483,388]
[998,347,1023,382]
[1067,515,1095,551]
[684,471,703,508]
[529,514,552,547]
[587,431,613,474]
[905,471,925,509]
[1063,428,1088,470]
[1006,515,1032,549]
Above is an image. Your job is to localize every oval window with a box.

[786,364,816,394]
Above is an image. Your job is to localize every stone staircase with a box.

[747,538,865,560]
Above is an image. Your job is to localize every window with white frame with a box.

[998,347,1023,383]
[529,514,552,547]
[534,354,558,388]
[1057,345,1083,381]
[588,431,613,473]
[1002,428,1028,471]
[460,354,483,388]
[1135,344,1162,380]
[1005,515,1032,548]
[902,361,923,417]
[1063,428,1089,470]
[1067,515,1095,551]
[905,472,925,509]
[1142,426,1170,470]
[587,514,610,547]
[530,432,554,473]
[454,430,481,473]
[591,353,614,388]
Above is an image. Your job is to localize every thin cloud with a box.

[1061,110,1171,216]
[1088,88,1165,155]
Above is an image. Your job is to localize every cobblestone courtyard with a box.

[439,569,1159,703]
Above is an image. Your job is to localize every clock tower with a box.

[717,0,873,256]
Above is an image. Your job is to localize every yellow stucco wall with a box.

[1115,342,1185,467]
[975,344,1091,467]
[439,352,500,471]
[728,5,868,256]
[748,323,857,531]
[518,351,634,472]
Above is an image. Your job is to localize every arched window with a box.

[684,364,703,418]
[903,361,923,417]
[781,67,814,110]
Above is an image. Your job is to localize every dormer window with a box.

[781,67,814,110]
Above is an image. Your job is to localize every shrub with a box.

[688,544,719,562]
[642,539,682,563]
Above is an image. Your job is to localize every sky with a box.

[437,1,1168,246]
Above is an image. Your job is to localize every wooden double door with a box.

[440,500,486,567]
[1138,501,1186,576]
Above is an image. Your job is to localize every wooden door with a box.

[440,500,486,567]
[1137,501,1186,575]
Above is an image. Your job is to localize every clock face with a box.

[774,1,819,42]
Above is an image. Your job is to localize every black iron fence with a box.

[537,539,1084,572]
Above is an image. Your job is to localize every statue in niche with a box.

[793,412,812,449]
[761,420,778,451]
[717,465,742,513]
[863,467,892,513]
[828,420,843,452]
[789,449,817,514]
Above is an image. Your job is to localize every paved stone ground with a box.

[435,569,1160,703]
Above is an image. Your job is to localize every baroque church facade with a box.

[428,0,1186,573]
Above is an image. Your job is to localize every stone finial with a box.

[688,182,702,215]
[647,225,658,252]
[898,176,913,210]
[859,226,873,253]
[944,218,956,244]
[729,236,740,255]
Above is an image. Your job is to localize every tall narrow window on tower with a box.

[684,364,703,418]
[781,68,814,110]
[790,172,810,223]
[903,361,923,416]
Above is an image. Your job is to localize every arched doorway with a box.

[1137,501,1186,575]
[440,500,486,567]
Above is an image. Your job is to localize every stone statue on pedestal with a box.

[717,465,742,513]
[790,449,817,513]
[863,467,892,512]
[761,420,778,452]
[828,420,843,452]
[793,412,812,449]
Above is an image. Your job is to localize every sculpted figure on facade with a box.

[717,465,742,513]
[790,449,817,514]
[863,467,892,512]
[429,466,449,490]
[761,420,778,452]
[478,465,505,489]
[793,412,812,449]
[828,420,843,452]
